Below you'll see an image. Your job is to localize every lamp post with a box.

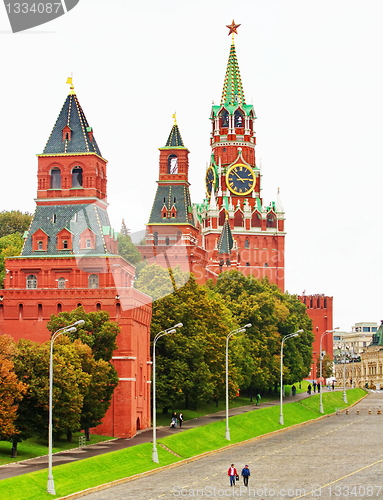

[152,323,183,463]
[342,338,348,404]
[319,327,339,413]
[279,330,303,425]
[47,319,85,495]
[225,324,251,440]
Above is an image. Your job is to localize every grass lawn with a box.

[0,433,113,467]
[0,388,366,500]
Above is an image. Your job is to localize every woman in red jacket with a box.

[227,464,238,486]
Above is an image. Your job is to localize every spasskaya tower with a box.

[195,21,285,289]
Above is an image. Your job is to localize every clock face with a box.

[205,166,216,197]
[226,163,256,195]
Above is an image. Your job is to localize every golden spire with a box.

[66,75,76,95]
[172,112,177,125]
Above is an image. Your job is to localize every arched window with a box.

[88,274,99,289]
[38,303,43,321]
[153,232,158,246]
[96,302,102,311]
[234,110,244,127]
[72,167,83,188]
[26,274,37,289]
[50,167,61,189]
[244,239,250,249]
[57,303,62,313]
[234,210,244,227]
[251,211,262,227]
[220,109,229,128]
[18,303,23,320]
[37,241,43,250]
[218,210,226,226]
[86,239,92,249]
[57,277,66,289]
[63,240,68,249]
[168,155,178,174]
[266,212,277,228]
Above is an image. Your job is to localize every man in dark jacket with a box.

[241,464,251,487]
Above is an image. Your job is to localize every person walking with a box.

[227,464,238,487]
[241,464,250,487]
[307,384,312,395]
[291,385,296,396]
[179,413,183,428]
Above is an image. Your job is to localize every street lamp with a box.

[342,338,348,404]
[319,328,339,413]
[279,330,303,425]
[47,319,85,495]
[225,324,251,440]
[152,323,183,463]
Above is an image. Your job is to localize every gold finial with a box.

[226,20,241,43]
[172,112,177,125]
[66,74,76,95]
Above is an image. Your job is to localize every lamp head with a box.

[168,329,177,334]
[73,320,85,326]
[244,323,252,328]
[174,323,183,329]
[65,327,77,333]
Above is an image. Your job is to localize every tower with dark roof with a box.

[138,119,209,282]
[1,81,152,439]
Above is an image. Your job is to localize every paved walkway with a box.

[0,389,335,480]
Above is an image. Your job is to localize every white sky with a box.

[1,0,382,331]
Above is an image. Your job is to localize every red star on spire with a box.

[226,20,241,36]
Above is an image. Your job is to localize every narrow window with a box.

[220,109,229,128]
[26,274,37,289]
[244,239,250,249]
[168,155,178,174]
[63,240,68,249]
[266,213,277,228]
[38,303,43,321]
[88,274,99,289]
[153,232,158,246]
[116,302,121,319]
[96,302,102,311]
[37,241,43,250]
[251,212,262,228]
[18,303,23,320]
[58,277,66,289]
[72,167,83,188]
[50,167,62,189]
[165,237,170,245]
[57,303,62,313]
[86,239,91,248]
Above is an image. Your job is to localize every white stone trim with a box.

[119,378,136,381]
[112,356,137,360]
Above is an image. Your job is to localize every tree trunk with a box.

[11,437,18,458]
[66,429,73,442]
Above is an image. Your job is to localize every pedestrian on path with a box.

[313,381,317,393]
[241,464,250,487]
[291,385,296,396]
[307,384,312,395]
[317,383,321,393]
[228,464,238,487]
[255,393,261,406]
[179,413,183,428]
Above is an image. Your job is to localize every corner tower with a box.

[196,21,285,290]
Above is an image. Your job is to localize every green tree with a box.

[118,220,142,265]
[135,263,190,301]
[207,270,313,394]
[0,210,32,238]
[148,271,244,410]
[46,307,119,361]
[12,338,90,451]
[316,354,333,379]
[0,233,24,288]
[75,341,118,440]
[0,335,27,440]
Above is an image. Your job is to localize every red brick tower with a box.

[195,22,285,289]
[138,118,209,283]
[0,80,152,438]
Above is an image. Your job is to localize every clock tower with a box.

[196,21,285,290]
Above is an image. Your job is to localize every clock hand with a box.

[233,171,245,183]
